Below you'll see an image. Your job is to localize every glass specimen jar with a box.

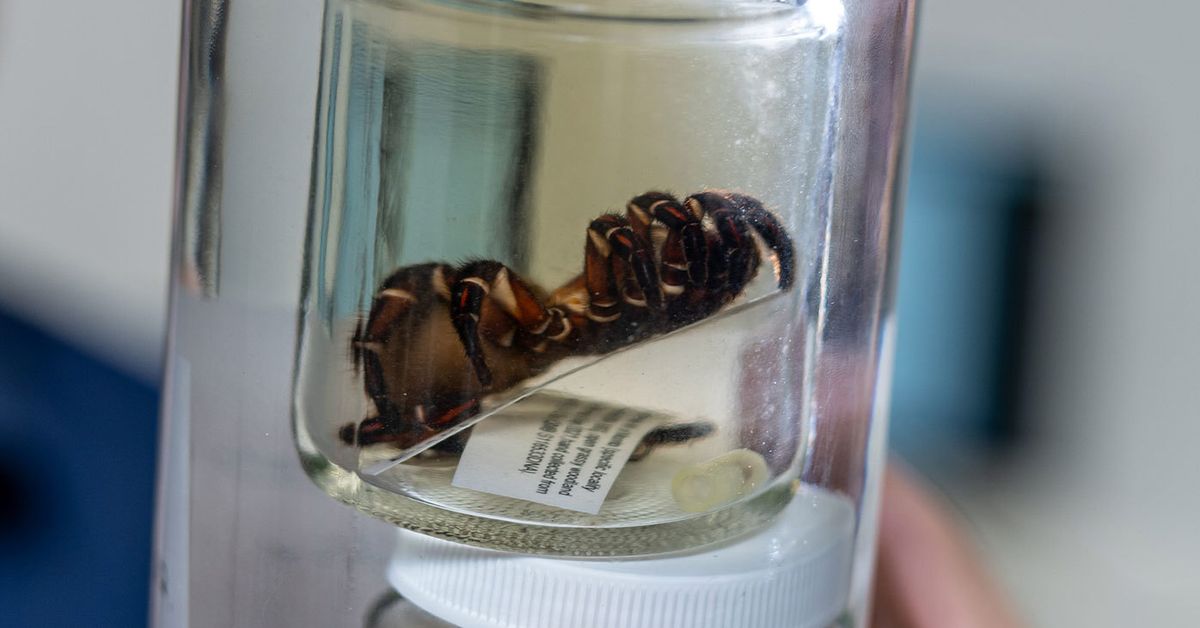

[295,0,847,556]
[153,0,914,625]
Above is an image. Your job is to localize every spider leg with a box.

[688,192,795,292]
[724,192,796,291]
[630,421,716,461]
[685,192,758,298]
[449,276,493,388]
[632,191,709,289]
[345,399,712,459]
[655,230,690,299]
[588,214,664,311]
[340,409,433,448]
[612,256,650,309]
[624,192,664,241]
[352,263,456,430]
[584,227,622,323]
[340,397,481,448]
[450,260,571,388]
[353,263,455,363]
[713,206,758,298]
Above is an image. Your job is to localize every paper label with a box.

[452,394,666,514]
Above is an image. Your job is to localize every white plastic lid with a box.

[387,486,855,628]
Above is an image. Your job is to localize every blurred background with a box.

[1,0,1198,626]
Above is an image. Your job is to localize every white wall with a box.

[0,0,180,380]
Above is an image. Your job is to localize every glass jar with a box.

[154,0,914,625]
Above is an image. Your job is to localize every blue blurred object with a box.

[0,309,158,628]
[890,100,1042,466]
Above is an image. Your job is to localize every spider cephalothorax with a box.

[340,190,795,454]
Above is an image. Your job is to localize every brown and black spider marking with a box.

[339,190,796,456]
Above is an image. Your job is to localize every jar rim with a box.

[414,0,806,23]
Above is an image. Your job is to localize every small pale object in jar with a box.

[671,448,770,513]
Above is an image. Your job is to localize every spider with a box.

[339,190,795,456]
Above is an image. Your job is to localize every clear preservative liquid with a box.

[294,0,845,556]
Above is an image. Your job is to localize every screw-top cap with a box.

[388,486,855,628]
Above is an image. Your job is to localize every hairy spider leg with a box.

[724,192,796,291]
[584,230,623,323]
[449,260,572,388]
[350,310,488,447]
[342,411,435,448]
[624,191,664,240]
[586,214,664,312]
[346,263,492,447]
[343,397,482,448]
[684,192,755,299]
[656,229,690,299]
[449,276,493,388]
[630,191,710,289]
[346,264,456,440]
[687,192,795,292]
[629,422,717,462]
[627,192,698,301]
[353,263,454,364]
[712,204,760,299]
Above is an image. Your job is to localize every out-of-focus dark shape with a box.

[0,308,158,628]
[0,458,35,536]
[890,100,1048,470]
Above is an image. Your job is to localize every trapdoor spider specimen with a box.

[340,190,795,454]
